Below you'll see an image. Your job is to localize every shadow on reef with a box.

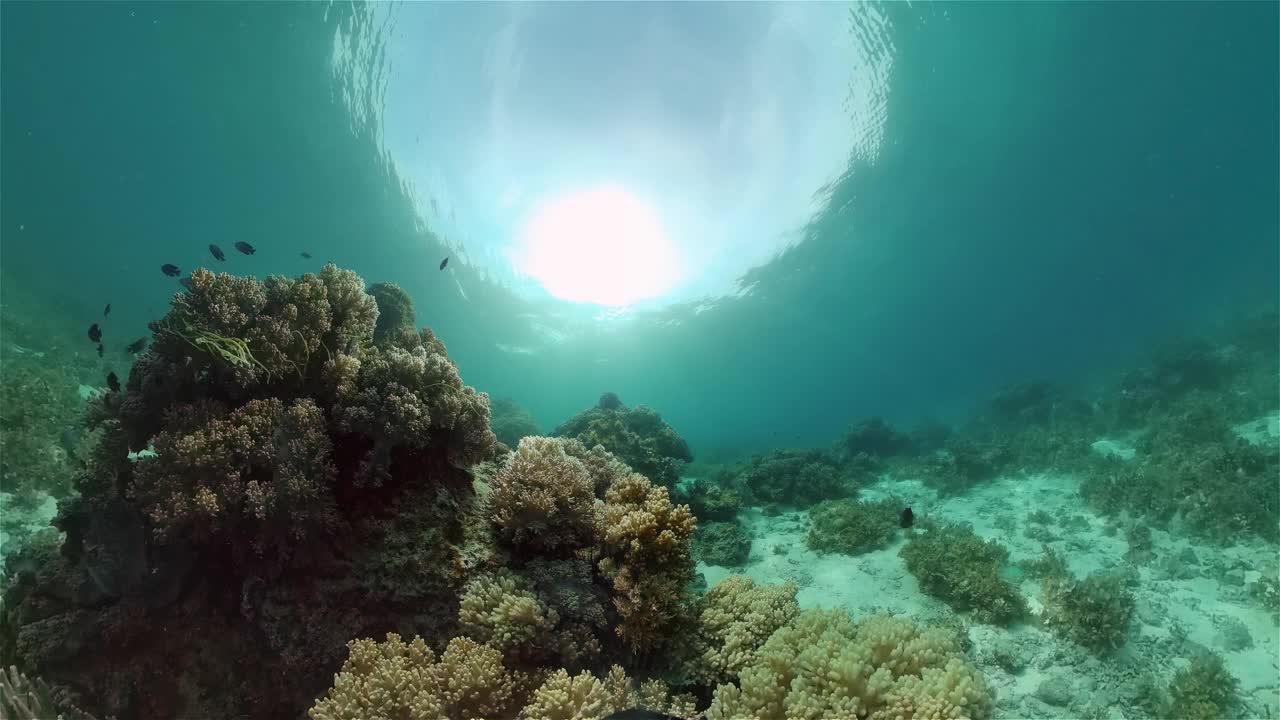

[0,266,497,719]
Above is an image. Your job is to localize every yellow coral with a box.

[487,437,598,552]
[694,576,800,685]
[308,634,529,720]
[521,665,697,720]
[459,571,559,658]
[596,472,697,653]
[707,611,992,720]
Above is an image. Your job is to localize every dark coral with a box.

[736,449,854,507]
[366,281,416,345]
[693,521,752,567]
[674,472,744,523]
[806,498,900,556]
[552,396,692,488]
[832,417,914,463]
[900,521,1026,625]
[0,265,496,719]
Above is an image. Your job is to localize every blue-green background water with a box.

[2,1,1276,457]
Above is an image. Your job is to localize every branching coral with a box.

[459,570,559,661]
[707,610,992,720]
[1040,569,1135,654]
[806,497,901,556]
[692,520,752,567]
[900,522,1026,625]
[130,397,338,559]
[521,665,697,720]
[834,417,914,463]
[1,264,502,720]
[333,329,495,480]
[552,398,692,488]
[674,474,743,523]
[308,635,701,720]
[692,576,799,686]
[485,437,598,555]
[0,353,81,498]
[1163,652,1240,720]
[308,633,532,720]
[366,281,417,345]
[737,449,854,507]
[596,473,698,655]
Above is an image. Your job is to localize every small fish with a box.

[439,257,449,270]
[103,303,111,317]
[106,372,120,393]
[602,710,686,720]
[899,507,914,529]
[234,241,256,255]
[179,275,194,290]
[125,338,147,354]
[300,251,312,259]
[161,263,181,277]
[88,323,102,343]
[96,343,104,358]
[209,244,226,261]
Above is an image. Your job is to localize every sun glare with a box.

[511,185,681,306]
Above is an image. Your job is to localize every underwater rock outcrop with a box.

[0,265,496,719]
[551,393,693,488]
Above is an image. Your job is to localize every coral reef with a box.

[1081,396,1279,542]
[552,395,692,488]
[489,397,541,449]
[308,633,533,720]
[672,473,743,523]
[706,610,993,720]
[806,497,901,556]
[692,520,752,567]
[900,522,1026,624]
[911,438,1013,496]
[833,417,914,463]
[1040,567,1135,654]
[365,281,416,345]
[521,666,697,720]
[595,473,698,655]
[486,437,598,556]
[691,576,799,686]
[0,352,81,499]
[736,449,854,507]
[0,265,497,719]
[1163,652,1240,720]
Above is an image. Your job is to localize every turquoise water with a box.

[0,3,1276,719]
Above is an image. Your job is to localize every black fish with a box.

[125,338,147,354]
[234,241,256,255]
[96,343,104,358]
[106,372,120,393]
[300,251,312,259]
[161,263,181,277]
[179,275,194,290]
[602,710,686,720]
[439,257,448,270]
[88,323,102,343]
[209,244,226,261]
[103,303,111,317]
[899,507,914,529]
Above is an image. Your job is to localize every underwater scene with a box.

[0,2,1277,719]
